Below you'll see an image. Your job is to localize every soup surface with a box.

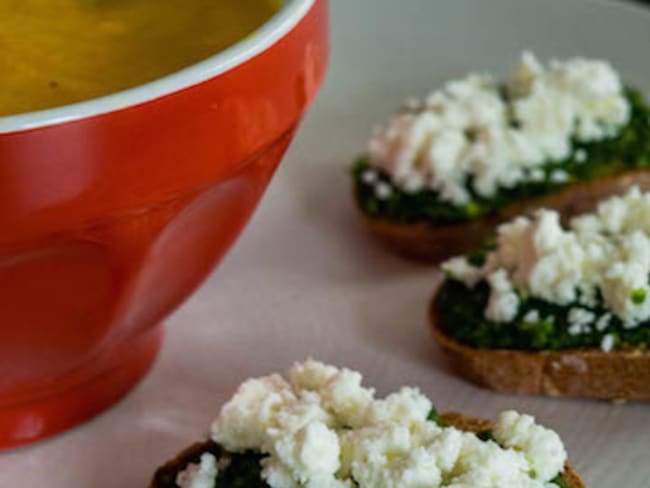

[0,0,281,116]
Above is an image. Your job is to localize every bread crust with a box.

[361,169,650,262]
[150,414,585,487]
[430,298,650,401]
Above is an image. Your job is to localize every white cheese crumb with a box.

[374,181,393,200]
[289,359,338,392]
[550,169,569,183]
[365,387,432,427]
[595,313,612,332]
[601,333,616,352]
[361,169,378,184]
[319,368,375,428]
[176,453,218,488]
[441,256,484,287]
[495,411,567,482]
[402,172,426,194]
[574,148,588,162]
[578,283,598,307]
[567,323,585,336]
[485,269,520,322]
[567,307,595,335]
[523,309,541,322]
[490,209,584,307]
[272,421,340,482]
[529,168,546,182]
[211,375,298,452]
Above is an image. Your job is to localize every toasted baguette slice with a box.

[150,413,585,488]
[430,298,650,401]
[363,169,650,262]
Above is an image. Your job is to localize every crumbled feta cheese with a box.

[510,51,544,97]
[529,168,546,182]
[578,282,598,308]
[523,310,541,323]
[601,333,616,352]
[374,181,393,200]
[319,368,375,428]
[567,307,595,335]
[402,172,427,194]
[289,359,339,392]
[567,323,585,336]
[210,361,567,488]
[547,56,630,141]
[595,313,612,332]
[442,187,650,327]
[574,148,588,163]
[489,210,585,308]
[365,387,432,427]
[367,52,629,205]
[442,256,484,287]
[361,169,378,184]
[485,269,519,322]
[514,82,574,161]
[340,422,444,487]
[176,453,218,488]
[260,459,299,488]
[450,434,532,486]
[494,411,567,482]
[211,374,298,452]
[272,421,340,483]
[550,169,569,183]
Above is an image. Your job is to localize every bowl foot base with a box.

[0,327,163,450]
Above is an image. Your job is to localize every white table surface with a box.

[1,0,649,486]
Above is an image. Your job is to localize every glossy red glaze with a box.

[0,0,328,449]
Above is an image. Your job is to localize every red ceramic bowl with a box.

[0,0,328,449]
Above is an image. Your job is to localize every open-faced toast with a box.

[151,412,586,488]
[150,360,584,488]
[431,185,650,401]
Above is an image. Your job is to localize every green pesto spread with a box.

[435,273,650,351]
[353,89,650,225]
[214,452,268,488]
[154,445,268,488]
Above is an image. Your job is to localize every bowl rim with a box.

[0,0,315,135]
